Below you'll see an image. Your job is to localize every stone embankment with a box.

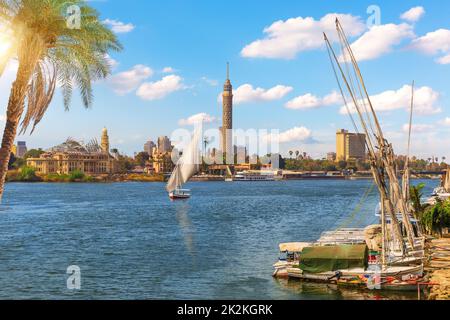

[426,237,450,300]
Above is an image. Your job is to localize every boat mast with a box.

[324,22,406,254]
[403,81,414,205]
[335,20,416,250]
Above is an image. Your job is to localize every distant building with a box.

[221,63,233,155]
[234,145,247,163]
[16,141,27,158]
[336,129,366,162]
[327,152,336,161]
[27,129,117,175]
[152,152,174,174]
[101,128,110,153]
[144,140,156,155]
[157,136,172,154]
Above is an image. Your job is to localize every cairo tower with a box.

[222,63,233,156]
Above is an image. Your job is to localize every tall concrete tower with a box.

[101,127,110,154]
[222,63,233,156]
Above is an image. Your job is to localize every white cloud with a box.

[410,29,450,64]
[162,67,176,73]
[265,126,313,143]
[285,91,341,110]
[104,54,119,69]
[400,6,425,22]
[346,23,415,61]
[103,19,135,34]
[402,123,432,133]
[233,84,293,104]
[179,113,216,126]
[0,114,5,122]
[201,77,218,86]
[108,65,153,95]
[241,13,365,59]
[439,117,450,126]
[340,85,442,116]
[137,75,185,101]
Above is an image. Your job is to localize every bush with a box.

[18,166,40,182]
[421,199,450,236]
[69,170,85,182]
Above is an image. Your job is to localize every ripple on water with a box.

[0,180,437,299]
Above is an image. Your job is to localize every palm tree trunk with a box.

[0,59,37,202]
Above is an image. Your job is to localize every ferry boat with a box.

[234,171,275,181]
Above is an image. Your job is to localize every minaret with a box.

[101,127,110,154]
[222,63,233,156]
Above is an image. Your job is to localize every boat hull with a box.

[286,265,424,291]
[169,191,191,200]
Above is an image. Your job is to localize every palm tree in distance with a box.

[289,150,293,159]
[295,150,300,159]
[0,0,122,201]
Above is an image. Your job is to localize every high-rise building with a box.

[234,145,247,163]
[101,127,110,154]
[336,129,366,162]
[157,136,172,153]
[144,140,156,155]
[16,141,27,158]
[221,63,233,156]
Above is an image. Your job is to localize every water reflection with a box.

[174,201,196,258]
[274,278,418,300]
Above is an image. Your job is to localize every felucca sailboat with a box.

[166,128,201,200]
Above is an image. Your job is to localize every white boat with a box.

[169,188,191,200]
[166,128,201,200]
[234,171,275,181]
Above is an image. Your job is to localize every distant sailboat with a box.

[166,128,201,200]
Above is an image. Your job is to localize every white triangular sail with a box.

[166,128,201,193]
[166,165,182,193]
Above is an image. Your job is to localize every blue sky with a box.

[1,0,450,158]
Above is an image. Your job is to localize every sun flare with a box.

[0,34,12,59]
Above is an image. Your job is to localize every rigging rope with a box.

[337,182,375,229]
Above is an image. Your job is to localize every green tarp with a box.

[299,244,368,274]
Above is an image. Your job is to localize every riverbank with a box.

[426,237,450,300]
[6,170,165,183]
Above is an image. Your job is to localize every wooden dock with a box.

[426,237,450,300]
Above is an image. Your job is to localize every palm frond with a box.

[1,0,122,133]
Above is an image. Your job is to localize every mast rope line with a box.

[336,19,415,249]
[324,22,407,254]
[324,34,374,157]
[337,182,376,229]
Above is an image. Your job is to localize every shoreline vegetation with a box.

[5,167,443,183]
[6,168,165,183]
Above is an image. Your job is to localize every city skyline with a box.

[1,1,450,158]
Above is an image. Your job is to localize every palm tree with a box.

[295,150,300,159]
[289,150,293,158]
[0,0,121,201]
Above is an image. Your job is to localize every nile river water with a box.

[0,179,438,300]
